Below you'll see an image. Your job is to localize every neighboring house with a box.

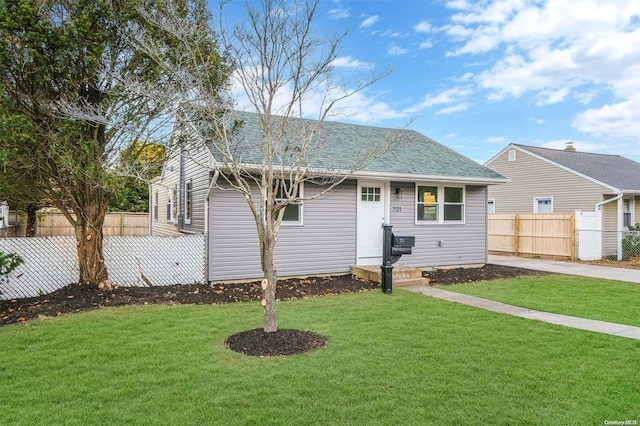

[150,111,505,282]
[485,143,640,257]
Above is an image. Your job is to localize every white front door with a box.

[357,181,387,265]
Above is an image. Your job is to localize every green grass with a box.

[441,274,640,327]
[1,291,640,425]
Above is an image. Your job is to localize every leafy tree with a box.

[136,0,398,332]
[110,142,166,212]
[0,0,227,284]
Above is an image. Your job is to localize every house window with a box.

[275,181,303,225]
[623,198,633,228]
[167,185,177,222]
[534,197,553,213]
[184,178,193,225]
[154,190,159,221]
[487,199,495,214]
[508,150,516,161]
[416,184,465,224]
[361,187,381,202]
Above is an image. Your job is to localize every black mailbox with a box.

[381,225,416,294]
[392,233,415,249]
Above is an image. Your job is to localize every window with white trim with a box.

[508,149,516,161]
[154,190,159,221]
[533,197,553,213]
[623,198,633,228]
[487,199,495,214]
[184,178,193,225]
[416,184,465,223]
[275,181,303,225]
[167,185,177,222]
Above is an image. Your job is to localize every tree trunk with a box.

[25,204,38,237]
[261,239,278,333]
[74,196,109,285]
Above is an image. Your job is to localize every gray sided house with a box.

[150,111,505,282]
[485,144,640,256]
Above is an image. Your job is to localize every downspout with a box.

[204,169,219,283]
[595,191,623,260]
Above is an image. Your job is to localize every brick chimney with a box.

[565,142,576,151]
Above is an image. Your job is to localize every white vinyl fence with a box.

[0,235,206,299]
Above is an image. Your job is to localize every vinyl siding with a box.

[635,196,640,225]
[149,155,182,236]
[487,148,613,213]
[149,147,209,236]
[209,180,357,281]
[180,148,209,234]
[389,182,488,266]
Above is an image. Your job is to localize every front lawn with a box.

[441,274,640,327]
[1,290,639,425]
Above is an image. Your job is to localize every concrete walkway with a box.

[488,254,640,283]
[404,286,640,340]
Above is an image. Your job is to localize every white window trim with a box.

[154,190,159,221]
[623,197,634,228]
[508,150,516,161]
[415,183,466,225]
[184,178,193,225]
[278,181,304,226]
[488,199,495,214]
[533,196,553,213]
[168,185,178,223]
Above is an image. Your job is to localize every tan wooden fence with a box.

[488,213,576,260]
[5,211,149,237]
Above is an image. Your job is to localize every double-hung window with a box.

[167,185,178,222]
[623,198,632,228]
[154,190,159,221]
[275,181,303,225]
[184,178,193,225]
[416,184,465,224]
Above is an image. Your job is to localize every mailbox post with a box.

[381,224,415,293]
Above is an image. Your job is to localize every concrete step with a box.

[393,277,431,287]
[351,264,428,285]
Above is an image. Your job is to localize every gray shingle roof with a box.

[515,144,640,191]
[208,111,504,181]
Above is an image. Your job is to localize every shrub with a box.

[0,250,23,292]
[622,224,640,260]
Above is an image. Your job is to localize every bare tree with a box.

[136,0,403,332]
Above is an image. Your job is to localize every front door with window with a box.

[357,181,386,265]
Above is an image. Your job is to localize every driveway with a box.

[488,255,640,284]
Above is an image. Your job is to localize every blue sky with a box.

[221,0,640,164]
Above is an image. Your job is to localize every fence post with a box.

[514,214,520,256]
[570,213,576,260]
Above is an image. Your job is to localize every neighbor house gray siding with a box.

[486,148,613,213]
[150,147,209,236]
[389,183,488,267]
[208,180,357,281]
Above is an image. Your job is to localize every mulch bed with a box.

[1,264,545,356]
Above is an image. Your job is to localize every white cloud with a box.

[405,87,473,112]
[414,21,433,33]
[388,45,408,56]
[441,0,640,141]
[485,136,509,144]
[328,8,350,20]
[331,56,373,70]
[419,39,433,49]
[536,88,570,106]
[360,15,380,28]
[229,67,406,124]
[438,104,469,114]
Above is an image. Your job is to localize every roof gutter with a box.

[595,191,623,211]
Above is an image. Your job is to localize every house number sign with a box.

[392,206,402,213]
